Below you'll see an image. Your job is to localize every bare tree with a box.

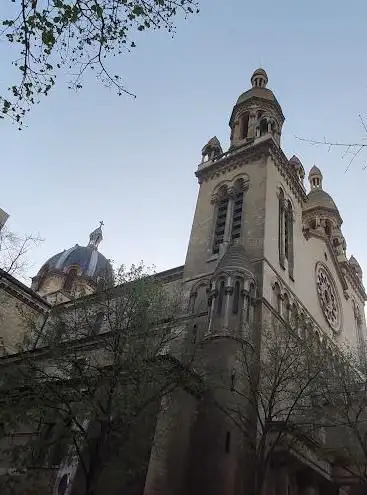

[0,0,200,126]
[0,225,42,278]
[209,322,328,495]
[0,263,198,495]
[317,347,367,488]
[296,114,367,171]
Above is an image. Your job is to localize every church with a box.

[0,68,366,495]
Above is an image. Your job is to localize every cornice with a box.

[196,138,307,205]
[0,269,49,312]
[268,143,307,205]
[302,206,343,227]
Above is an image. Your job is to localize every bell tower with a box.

[229,68,284,148]
[183,68,285,282]
[145,69,287,495]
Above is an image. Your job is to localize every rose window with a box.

[316,266,341,332]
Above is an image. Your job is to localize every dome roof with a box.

[217,244,253,274]
[304,189,339,213]
[236,87,280,106]
[38,244,113,284]
[252,68,268,79]
[309,165,322,178]
[234,68,283,117]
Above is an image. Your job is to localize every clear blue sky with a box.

[1,0,367,284]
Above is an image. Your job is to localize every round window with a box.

[316,264,341,332]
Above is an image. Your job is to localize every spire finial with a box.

[88,222,104,249]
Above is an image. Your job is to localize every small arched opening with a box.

[241,112,249,139]
[63,267,78,292]
[259,118,268,136]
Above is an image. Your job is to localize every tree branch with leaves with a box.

[1,0,200,126]
[0,263,199,495]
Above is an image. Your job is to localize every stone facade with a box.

[143,69,367,495]
[0,269,49,353]
[0,68,366,495]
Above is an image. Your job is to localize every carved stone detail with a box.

[316,265,341,332]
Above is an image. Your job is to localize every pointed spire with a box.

[88,221,104,250]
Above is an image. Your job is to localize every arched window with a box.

[279,192,294,277]
[278,189,285,266]
[324,220,332,237]
[232,280,241,315]
[273,283,282,314]
[63,267,78,291]
[188,290,197,313]
[286,201,294,263]
[216,280,225,315]
[246,283,255,323]
[283,293,290,323]
[213,187,229,254]
[231,181,244,242]
[260,118,268,136]
[195,284,209,314]
[241,113,249,139]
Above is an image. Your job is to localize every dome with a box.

[305,189,339,213]
[252,68,268,79]
[234,68,283,117]
[309,165,322,178]
[40,244,113,284]
[33,223,114,296]
[236,87,280,106]
[217,244,253,274]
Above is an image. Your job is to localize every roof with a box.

[289,155,302,167]
[37,245,113,283]
[0,268,50,310]
[308,165,322,177]
[305,189,338,213]
[236,87,279,106]
[216,244,253,273]
[252,68,268,78]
